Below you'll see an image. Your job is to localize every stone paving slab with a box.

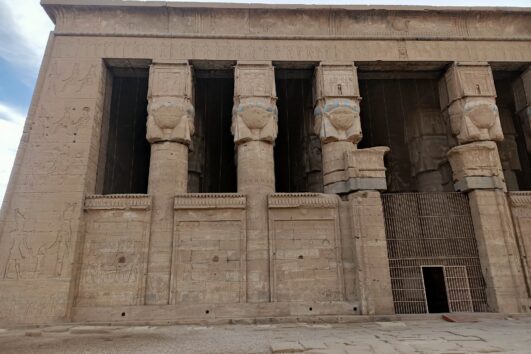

[0,317,529,353]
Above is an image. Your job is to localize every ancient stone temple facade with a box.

[0,1,530,324]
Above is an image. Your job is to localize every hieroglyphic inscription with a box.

[51,36,531,64]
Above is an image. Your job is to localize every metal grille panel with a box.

[382,192,488,314]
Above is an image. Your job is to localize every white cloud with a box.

[0,1,52,69]
[0,103,25,204]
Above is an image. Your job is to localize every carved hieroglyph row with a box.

[51,36,531,63]
[84,195,152,210]
[174,194,247,209]
[268,193,339,209]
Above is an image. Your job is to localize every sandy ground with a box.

[0,317,530,354]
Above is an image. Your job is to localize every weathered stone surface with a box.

[77,195,151,307]
[348,192,394,315]
[0,1,529,327]
[468,190,528,313]
[146,61,194,305]
[232,61,276,302]
[233,62,277,144]
[439,62,503,144]
[513,67,531,153]
[447,141,506,192]
[508,192,531,302]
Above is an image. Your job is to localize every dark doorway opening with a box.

[100,67,151,194]
[422,266,450,313]
[192,70,236,193]
[274,68,322,193]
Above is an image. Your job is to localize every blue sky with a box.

[0,0,529,203]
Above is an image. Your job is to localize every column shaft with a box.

[441,62,527,312]
[146,142,188,304]
[237,141,275,301]
[314,62,394,314]
[232,61,277,302]
[144,61,195,305]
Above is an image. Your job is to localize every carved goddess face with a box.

[463,100,499,130]
[238,104,276,130]
[148,100,195,133]
[325,106,359,131]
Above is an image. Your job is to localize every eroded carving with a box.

[231,98,278,143]
[314,63,362,144]
[232,62,278,144]
[439,63,503,144]
[147,97,195,144]
[147,62,195,144]
[513,67,531,153]
[314,99,362,143]
[3,203,76,280]
[447,141,506,191]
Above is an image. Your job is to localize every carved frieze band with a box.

[268,193,339,208]
[47,6,531,41]
[84,194,152,210]
[174,193,247,209]
[508,192,531,207]
[53,37,531,63]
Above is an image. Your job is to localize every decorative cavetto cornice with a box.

[42,2,531,42]
[508,191,531,207]
[268,193,339,209]
[84,194,152,210]
[174,193,246,209]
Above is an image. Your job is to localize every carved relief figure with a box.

[3,203,75,280]
[81,239,142,284]
[3,237,31,280]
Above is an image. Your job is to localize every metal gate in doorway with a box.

[382,192,489,314]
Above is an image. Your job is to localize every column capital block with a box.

[147,61,195,144]
[439,62,503,145]
[314,62,360,101]
[322,143,389,194]
[234,61,276,99]
[148,61,193,99]
[447,141,506,192]
[439,62,496,107]
[232,61,278,144]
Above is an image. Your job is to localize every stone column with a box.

[512,67,531,154]
[405,107,453,192]
[440,62,527,313]
[314,62,394,314]
[232,61,277,302]
[145,61,195,305]
[497,105,521,191]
